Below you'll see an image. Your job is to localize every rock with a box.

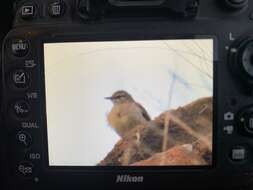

[98,97,212,166]
[131,144,207,166]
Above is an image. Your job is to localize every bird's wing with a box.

[136,103,151,121]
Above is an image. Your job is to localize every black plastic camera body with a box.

[2,0,253,189]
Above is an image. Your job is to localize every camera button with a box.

[48,1,66,17]
[16,131,32,148]
[12,100,31,118]
[10,38,30,57]
[10,69,30,90]
[230,146,246,162]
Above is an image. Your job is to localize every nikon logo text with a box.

[116,175,144,183]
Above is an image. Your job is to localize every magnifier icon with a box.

[18,133,28,146]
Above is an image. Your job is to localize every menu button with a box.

[10,38,29,57]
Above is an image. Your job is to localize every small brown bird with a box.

[105,90,151,138]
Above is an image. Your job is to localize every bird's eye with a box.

[116,94,126,99]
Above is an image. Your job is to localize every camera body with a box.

[2,0,253,189]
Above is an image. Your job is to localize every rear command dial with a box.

[229,37,253,87]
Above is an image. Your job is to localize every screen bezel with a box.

[40,34,218,172]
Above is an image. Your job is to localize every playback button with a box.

[19,3,36,20]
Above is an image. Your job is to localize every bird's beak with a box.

[105,96,113,100]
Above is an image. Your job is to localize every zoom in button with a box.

[16,131,32,148]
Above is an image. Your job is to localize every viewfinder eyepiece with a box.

[108,0,165,7]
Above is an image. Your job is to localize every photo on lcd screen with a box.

[43,39,213,167]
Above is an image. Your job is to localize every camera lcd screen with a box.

[43,39,213,167]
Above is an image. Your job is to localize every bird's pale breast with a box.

[107,102,147,137]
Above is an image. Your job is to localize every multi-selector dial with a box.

[229,37,253,87]
[224,0,248,9]
[237,106,253,136]
[229,37,253,137]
